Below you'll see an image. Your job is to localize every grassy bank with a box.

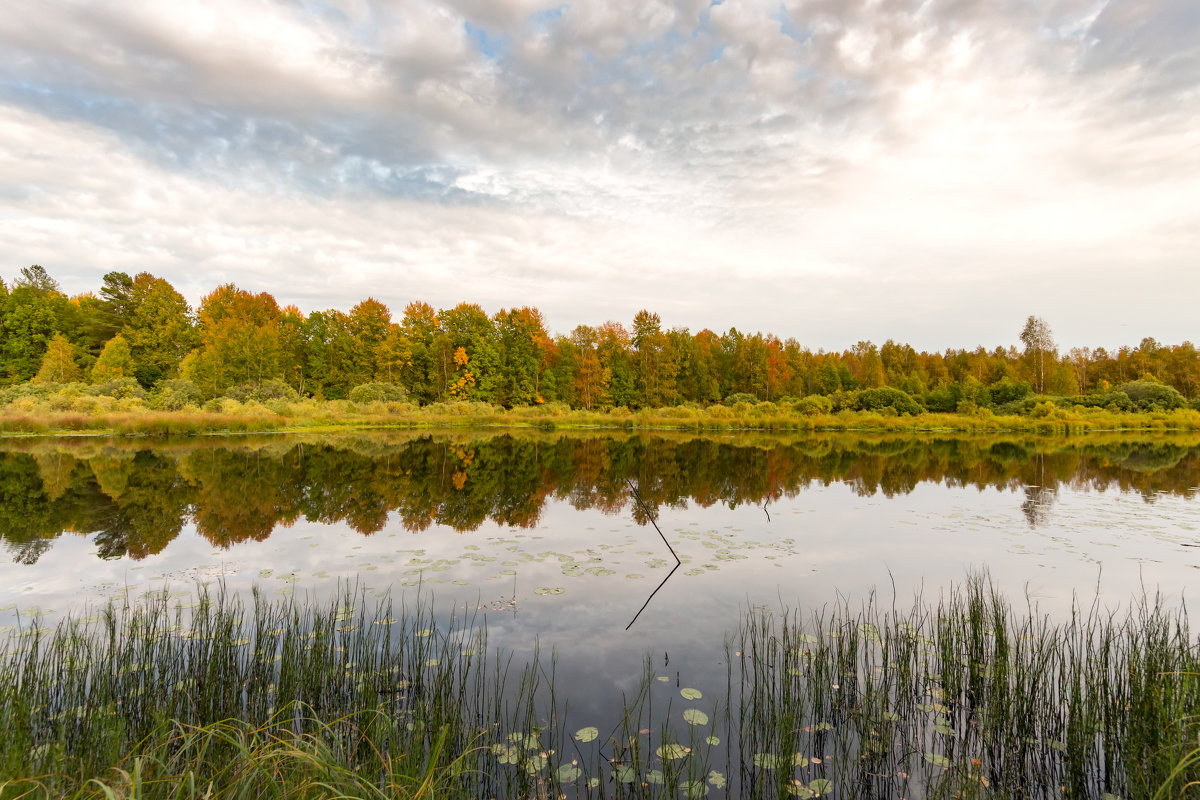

[2,395,1200,437]
[2,580,1199,798]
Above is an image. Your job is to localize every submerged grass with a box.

[1,578,1198,798]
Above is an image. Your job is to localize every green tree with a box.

[122,274,196,386]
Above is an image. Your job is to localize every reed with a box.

[1,578,1198,798]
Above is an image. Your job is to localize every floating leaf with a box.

[809,778,834,796]
[705,735,720,746]
[533,587,565,596]
[681,779,707,798]
[683,708,709,726]
[614,764,636,783]
[557,764,581,783]
[796,633,819,644]
[924,752,951,768]
[753,753,780,769]
[587,778,600,789]
[524,754,548,773]
[681,688,703,700]
[813,722,833,732]
[574,726,599,743]
[656,744,690,760]
[786,784,815,798]
[646,770,665,784]
[707,770,726,788]
[794,754,809,767]
[933,722,954,736]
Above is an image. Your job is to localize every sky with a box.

[0,0,1197,352]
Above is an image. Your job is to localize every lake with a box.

[2,429,1199,796]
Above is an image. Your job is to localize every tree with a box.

[16,265,60,293]
[122,274,197,385]
[91,334,134,382]
[1019,316,1055,394]
[186,284,282,395]
[33,333,81,383]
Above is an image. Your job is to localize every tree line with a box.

[3,265,1199,413]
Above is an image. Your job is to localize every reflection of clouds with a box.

[0,1,1196,344]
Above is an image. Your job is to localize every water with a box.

[2,429,1199,743]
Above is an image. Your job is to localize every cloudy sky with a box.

[1,0,1197,350]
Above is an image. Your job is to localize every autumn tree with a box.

[186,284,282,396]
[33,333,81,383]
[90,334,135,382]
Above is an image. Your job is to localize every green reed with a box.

[734,577,1200,799]
[1,578,1198,798]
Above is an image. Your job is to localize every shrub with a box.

[793,395,833,416]
[988,378,1033,406]
[152,379,203,411]
[223,380,299,404]
[348,382,407,404]
[855,387,923,416]
[723,392,758,406]
[748,401,780,417]
[1115,380,1186,412]
[87,377,147,400]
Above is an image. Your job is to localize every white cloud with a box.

[0,0,1196,350]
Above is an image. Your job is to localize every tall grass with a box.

[2,579,1198,798]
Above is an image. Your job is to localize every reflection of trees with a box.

[2,433,1200,560]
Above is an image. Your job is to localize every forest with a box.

[2,264,1199,416]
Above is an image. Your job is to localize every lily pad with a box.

[680,687,702,700]
[683,708,709,726]
[924,752,951,768]
[707,770,726,788]
[533,587,565,596]
[809,778,834,796]
[614,764,636,783]
[705,735,720,746]
[556,764,581,783]
[656,743,690,760]
[681,779,707,798]
[574,726,599,743]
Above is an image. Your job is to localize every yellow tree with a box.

[32,333,81,383]
[90,334,134,382]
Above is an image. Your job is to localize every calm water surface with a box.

[2,429,1199,729]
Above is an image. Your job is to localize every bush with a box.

[1115,380,1186,412]
[793,395,833,416]
[87,377,147,400]
[723,392,758,406]
[925,386,958,413]
[855,387,923,416]
[348,382,407,404]
[223,380,299,404]
[748,401,780,417]
[152,379,203,411]
[988,378,1033,406]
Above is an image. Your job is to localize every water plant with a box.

[1,577,1198,798]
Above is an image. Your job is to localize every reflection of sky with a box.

[4,480,1200,723]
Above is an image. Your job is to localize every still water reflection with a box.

[2,430,1199,564]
